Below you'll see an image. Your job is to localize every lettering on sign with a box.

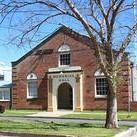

[58,78,70,82]
[52,74,75,78]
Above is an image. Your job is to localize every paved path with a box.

[27,110,73,117]
[0,116,137,126]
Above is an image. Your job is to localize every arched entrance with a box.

[57,83,73,110]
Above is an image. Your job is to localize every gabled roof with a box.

[12,26,92,67]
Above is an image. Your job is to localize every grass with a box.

[118,111,137,120]
[1,109,137,121]
[0,109,41,116]
[61,110,137,121]
[0,119,131,137]
[0,110,135,136]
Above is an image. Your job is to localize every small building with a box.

[0,64,11,109]
[132,65,137,101]
[11,26,136,111]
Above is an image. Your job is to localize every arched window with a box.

[94,69,108,98]
[58,45,70,66]
[27,73,37,98]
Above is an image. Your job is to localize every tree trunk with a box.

[105,81,118,128]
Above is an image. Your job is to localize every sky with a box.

[0,42,29,66]
[0,24,59,67]
[0,0,137,67]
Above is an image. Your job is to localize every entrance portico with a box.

[47,66,83,112]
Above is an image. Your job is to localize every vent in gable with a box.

[35,49,53,55]
[42,49,53,55]
[35,50,42,55]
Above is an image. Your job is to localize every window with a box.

[0,90,10,101]
[0,75,4,80]
[58,45,70,66]
[96,78,108,97]
[60,53,70,65]
[94,69,108,98]
[27,73,37,99]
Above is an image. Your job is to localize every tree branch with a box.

[65,0,110,77]
[116,23,137,65]
[110,0,124,30]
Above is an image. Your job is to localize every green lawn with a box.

[0,119,131,137]
[0,109,41,116]
[0,110,135,136]
[61,111,137,121]
[1,110,137,121]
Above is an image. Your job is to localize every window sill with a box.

[0,100,10,102]
[27,96,38,99]
[95,95,107,98]
[59,65,70,68]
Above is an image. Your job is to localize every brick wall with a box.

[0,101,10,109]
[131,102,137,111]
[12,30,131,110]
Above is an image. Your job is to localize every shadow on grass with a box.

[48,122,105,130]
[0,120,105,132]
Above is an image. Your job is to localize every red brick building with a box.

[11,26,134,111]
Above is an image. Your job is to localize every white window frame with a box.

[0,90,10,101]
[94,69,108,98]
[27,73,38,99]
[58,45,70,67]
[59,52,70,66]
[95,76,108,98]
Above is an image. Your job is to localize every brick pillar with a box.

[75,75,82,112]
[47,77,53,112]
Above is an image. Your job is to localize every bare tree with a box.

[0,0,137,128]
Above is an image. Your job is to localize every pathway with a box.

[27,110,73,117]
[0,116,137,126]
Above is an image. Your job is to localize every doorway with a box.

[57,83,73,110]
